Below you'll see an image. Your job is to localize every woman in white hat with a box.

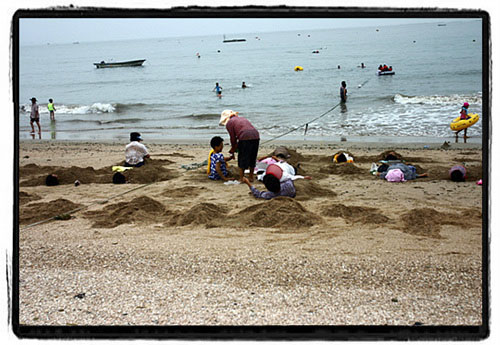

[219,109,260,182]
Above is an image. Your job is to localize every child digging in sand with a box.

[207,136,235,181]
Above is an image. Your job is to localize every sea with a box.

[18,19,484,143]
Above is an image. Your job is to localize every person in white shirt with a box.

[29,97,41,135]
[124,132,150,167]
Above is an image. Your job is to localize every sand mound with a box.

[235,197,323,229]
[321,203,389,224]
[20,198,82,225]
[398,207,480,238]
[124,160,179,184]
[19,191,42,205]
[356,150,435,164]
[294,180,336,201]
[84,196,168,228]
[20,165,110,186]
[426,164,482,181]
[169,203,226,226]
[19,159,178,186]
[319,163,366,176]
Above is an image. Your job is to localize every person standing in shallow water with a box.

[213,82,222,98]
[29,97,41,137]
[47,98,56,121]
[340,81,347,102]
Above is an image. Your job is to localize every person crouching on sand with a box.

[219,109,260,182]
[124,132,150,167]
[207,136,234,181]
[242,160,311,199]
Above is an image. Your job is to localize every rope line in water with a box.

[261,78,371,145]
[20,182,155,230]
[20,79,372,229]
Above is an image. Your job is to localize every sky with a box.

[18,17,465,46]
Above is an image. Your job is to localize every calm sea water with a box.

[18,20,483,142]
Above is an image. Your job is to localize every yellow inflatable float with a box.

[294,66,303,71]
[450,113,479,131]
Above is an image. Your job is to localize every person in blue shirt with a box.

[213,82,223,97]
[207,136,234,181]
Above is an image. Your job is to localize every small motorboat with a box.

[222,35,246,43]
[94,59,146,68]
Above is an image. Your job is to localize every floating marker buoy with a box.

[294,66,303,71]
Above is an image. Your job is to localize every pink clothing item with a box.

[260,157,277,165]
[385,168,406,182]
[266,163,283,180]
[225,116,260,150]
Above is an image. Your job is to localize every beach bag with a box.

[385,169,406,182]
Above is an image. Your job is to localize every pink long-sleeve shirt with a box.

[225,116,260,152]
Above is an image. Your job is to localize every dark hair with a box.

[385,153,399,161]
[49,98,53,103]
[341,81,346,87]
[130,132,142,142]
[377,164,389,173]
[45,174,59,186]
[450,170,465,182]
[263,174,281,194]
[112,172,126,184]
[336,153,347,163]
[210,136,224,149]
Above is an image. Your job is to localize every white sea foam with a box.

[20,103,116,115]
[394,94,482,106]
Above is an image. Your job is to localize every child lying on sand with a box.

[242,161,311,199]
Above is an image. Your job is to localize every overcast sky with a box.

[18,17,464,46]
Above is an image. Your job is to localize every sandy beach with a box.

[17,139,484,327]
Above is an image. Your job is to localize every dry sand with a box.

[17,140,484,327]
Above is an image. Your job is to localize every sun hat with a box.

[130,132,142,141]
[463,102,469,107]
[219,109,238,126]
